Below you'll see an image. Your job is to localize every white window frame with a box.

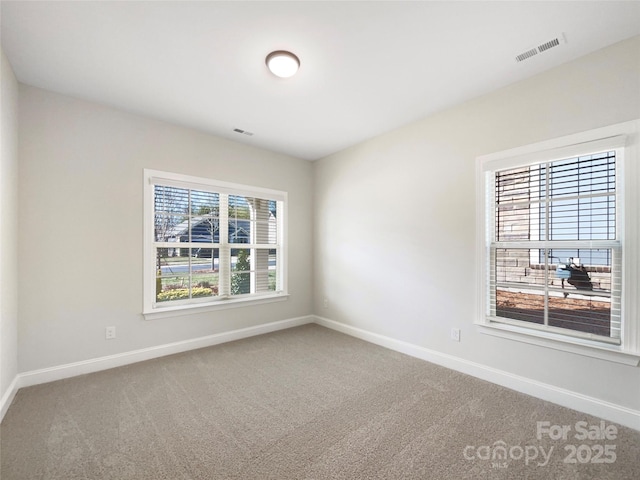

[143,169,288,320]
[476,120,640,365]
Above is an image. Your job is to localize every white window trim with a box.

[143,169,288,320]
[476,120,640,365]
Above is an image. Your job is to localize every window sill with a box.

[476,321,640,366]
[143,293,289,320]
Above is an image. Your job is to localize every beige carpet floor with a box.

[1,324,639,479]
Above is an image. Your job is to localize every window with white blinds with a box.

[477,122,640,363]
[143,170,287,317]
[490,151,621,343]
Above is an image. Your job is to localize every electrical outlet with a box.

[105,326,116,340]
[451,328,461,342]
[323,297,329,309]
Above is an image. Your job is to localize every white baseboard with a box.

[16,315,314,391]
[0,375,19,422]
[6,314,639,432]
[314,315,640,432]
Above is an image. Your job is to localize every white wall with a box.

[0,49,19,408]
[18,86,313,373]
[313,36,640,411]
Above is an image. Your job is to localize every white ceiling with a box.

[2,1,640,161]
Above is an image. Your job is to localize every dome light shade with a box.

[266,50,300,78]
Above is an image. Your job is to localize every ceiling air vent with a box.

[516,48,538,63]
[515,33,566,63]
[233,128,254,137]
[537,37,560,53]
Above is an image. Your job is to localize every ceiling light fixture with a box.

[265,50,300,78]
